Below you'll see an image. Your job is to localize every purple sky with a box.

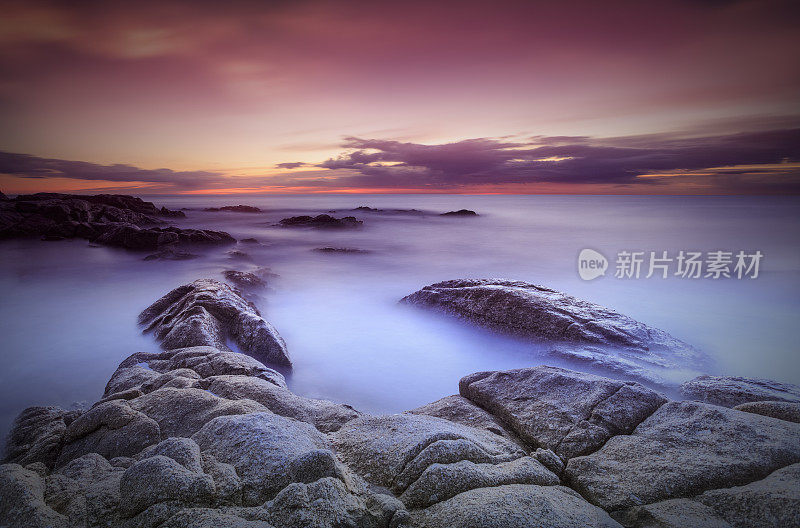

[0,0,798,194]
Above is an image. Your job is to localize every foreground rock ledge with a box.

[2,278,799,527]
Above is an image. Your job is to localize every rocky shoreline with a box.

[0,193,235,250]
[1,275,798,527]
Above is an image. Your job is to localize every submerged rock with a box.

[138,279,291,370]
[439,209,478,216]
[401,279,703,377]
[314,247,370,254]
[279,214,362,228]
[143,247,200,261]
[0,193,232,251]
[459,366,666,459]
[222,270,267,289]
[681,375,800,408]
[204,205,262,213]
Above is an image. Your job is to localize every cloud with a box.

[0,151,225,191]
[293,128,800,192]
[275,161,309,169]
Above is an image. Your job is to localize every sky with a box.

[0,0,798,194]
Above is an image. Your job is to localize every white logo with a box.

[578,249,608,281]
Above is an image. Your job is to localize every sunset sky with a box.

[0,0,798,194]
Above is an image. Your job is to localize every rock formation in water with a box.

[138,279,291,370]
[0,193,235,250]
[203,205,262,213]
[2,279,799,527]
[222,270,268,290]
[400,279,704,382]
[279,214,363,228]
[439,209,478,216]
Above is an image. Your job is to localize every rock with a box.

[197,374,359,432]
[564,400,800,511]
[138,279,291,370]
[408,394,522,446]
[400,456,559,509]
[94,223,179,250]
[459,366,666,458]
[681,375,800,408]
[204,205,262,213]
[279,214,362,228]
[263,476,404,528]
[222,270,267,289]
[696,463,800,528]
[50,452,125,526]
[227,249,250,259]
[129,386,267,438]
[191,412,330,505]
[613,498,732,528]
[734,401,800,423]
[0,194,204,249]
[332,413,527,500]
[4,406,81,469]
[143,248,199,261]
[439,209,478,216]
[159,508,274,527]
[240,237,260,243]
[0,464,69,528]
[137,437,204,473]
[401,279,703,376]
[314,247,370,253]
[533,448,565,476]
[161,226,236,245]
[56,400,161,467]
[119,455,215,516]
[410,484,621,528]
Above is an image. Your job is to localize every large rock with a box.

[401,279,703,377]
[459,366,666,458]
[197,374,359,433]
[191,412,331,505]
[613,498,733,528]
[138,280,291,370]
[734,401,800,423]
[3,406,81,469]
[0,193,236,250]
[696,463,800,528]
[0,464,69,528]
[410,484,621,528]
[408,394,523,446]
[55,400,161,467]
[332,413,535,507]
[279,214,362,228]
[564,401,800,511]
[681,375,800,408]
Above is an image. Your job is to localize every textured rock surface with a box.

[138,279,291,369]
[613,498,732,528]
[222,270,267,289]
[565,400,800,510]
[3,406,81,469]
[279,214,362,228]
[734,400,800,423]
[401,279,703,378]
[332,413,531,504]
[459,366,666,458]
[0,193,239,251]
[191,412,330,505]
[410,484,621,528]
[681,375,800,408]
[408,394,523,446]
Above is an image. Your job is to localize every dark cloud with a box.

[298,128,800,191]
[0,151,224,190]
[275,162,309,169]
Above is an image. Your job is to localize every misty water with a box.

[1,194,799,443]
